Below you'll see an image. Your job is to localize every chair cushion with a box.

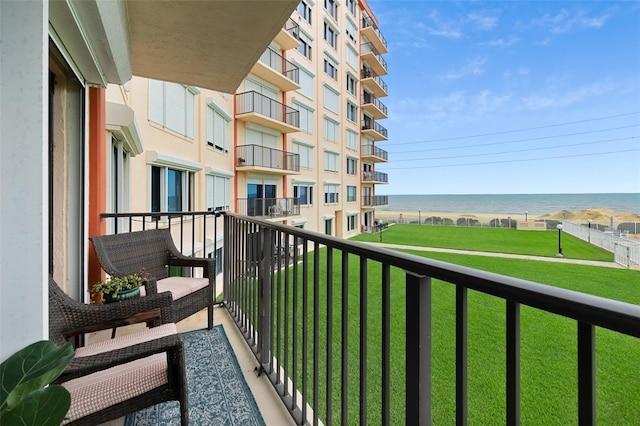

[140,277,209,300]
[62,324,178,423]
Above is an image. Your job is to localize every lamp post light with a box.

[557,224,564,257]
[525,211,528,222]
[587,219,592,243]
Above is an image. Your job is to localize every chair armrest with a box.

[57,334,183,382]
[168,256,216,278]
[62,308,162,340]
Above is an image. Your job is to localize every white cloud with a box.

[535,9,610,34]
[438,58,487,80]
[482,36,520,48]
[521,80,617,109]
[466,12,498,30]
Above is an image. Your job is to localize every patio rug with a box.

[125,325,265,426]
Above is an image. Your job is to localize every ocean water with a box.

[378,193,640,215]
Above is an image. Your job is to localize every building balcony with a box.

[235,91,300,134]
[251,48,300,92]
[362,170,389,184]
[361,67,388,98]
[361,144,388,162]
[362,116,388,141]
[98,211,640,425]
[274,17,300,51]
[236,144,300,175]
[361,92,388,120]
[360,15,388,54]
[360,42,387,76]
[237,197,300,219]
[361,194,389,207]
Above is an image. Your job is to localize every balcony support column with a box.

[405,272,432,425]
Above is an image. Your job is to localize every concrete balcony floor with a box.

[91,305,295,426]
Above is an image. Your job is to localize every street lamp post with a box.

[557,224,563,257]
[525,211,528,222]
[587,219,592,243]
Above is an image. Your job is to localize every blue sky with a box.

[368,1,640,195]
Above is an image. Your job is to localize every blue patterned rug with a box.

[125,325,265,426]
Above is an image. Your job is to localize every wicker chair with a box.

[91,228,215,329]
[49,278,188,425]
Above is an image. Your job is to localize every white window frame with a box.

[148,80,198,139]
[346,129,358,151]
[206,168,233,212]
[207,99,232,153]
[292,140,314,169]
[324,20,338,49]
[346,156,358,175]
[347,101,357,122]
[346,186,357,202]
[324,150,339,172]
[347,213,358,231]
[293,100,314,133]
[323,116,339,143]
[346,45,358,71]
[324,0,337,19]
[298,0,312,24]
[294,183,314,206]
[323,84,340,112]
[147,151,202,214]
[324,183,340,204]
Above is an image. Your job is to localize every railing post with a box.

[257,226,273,368]
[406,272,431,425]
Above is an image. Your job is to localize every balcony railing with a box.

[235,91,300,128]
[236,144,300,172]
[361,42,387,72]
[284,17,299,40]
[361,144,388,161]
[362,92,388,116]
[362,116,388,138]
[236,197,300,218]
[362,170,388,183]
[361,67,388,96]
[362,195,389,207]
[97,211,640,425]
[259,47,299,84]
[361,16,387,49]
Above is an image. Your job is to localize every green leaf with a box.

[0,340,74,413]
[0,385,71,426]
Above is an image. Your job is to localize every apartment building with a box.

[107,0,389,247]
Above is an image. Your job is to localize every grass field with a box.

[268,226,639,425]
[351,224,614,261]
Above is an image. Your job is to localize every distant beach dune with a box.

[376,208,640,226]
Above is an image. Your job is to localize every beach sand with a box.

[375,207,640,227]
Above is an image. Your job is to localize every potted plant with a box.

[91,269,149,303]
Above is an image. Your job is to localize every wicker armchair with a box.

[49,278,188,425]
[91,228,215,329]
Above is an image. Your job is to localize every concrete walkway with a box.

[366,242,640,270]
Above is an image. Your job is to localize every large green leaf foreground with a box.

[0,340,74,426]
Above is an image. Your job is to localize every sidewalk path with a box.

[366,242,639,270]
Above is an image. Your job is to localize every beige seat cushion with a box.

[140,276,208,300]
[62,323,178,424]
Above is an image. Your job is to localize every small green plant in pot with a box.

[91,269,149,303]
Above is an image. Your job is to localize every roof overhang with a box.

[50,0,299,92]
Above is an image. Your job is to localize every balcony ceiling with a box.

[127,0,300,93]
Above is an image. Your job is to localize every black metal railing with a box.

[361,67,388,94]
[362,92,388,116]
[362,116,388,138]
[361,144,388,161]
[361,195,389,207]
[236,197,300,218]
[259,47,299,84]
[361,15,388,50]
[362,170,389,183]
[361,42,387,71]
[236,144,300,172]
[236,91,300,128]
[284,17,300,40]
[221,212,640,425]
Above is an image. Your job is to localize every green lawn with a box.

[351,224,614,261]
[267,230,639,425]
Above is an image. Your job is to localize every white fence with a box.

[561,221,640,267]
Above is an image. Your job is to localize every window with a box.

[347,102,357,122]
[346,129,358,150]
[346,45,358,70]
[298,0,312,24]
[325,218,332,236]
[294,184,313,206]
[298,67,314,99]
[324,184,339,204]
[346,18,357,43]
[207,174,231,211]
[347,157,358,175]
[323,118,339,143]
[347,214,357,231]
[324,22,337,49]
[346,74,357,96]
[324,58,337,79]
[324,151,339,172]
[151,165,194,213]
[293,142,314,169]
[148,80,196,138]
[323,85,339,112]
[207,105,230,152]
[347,186,357,202]
[324,0,337,19]
[298,32,313,60]
[347,0,356,15]
[294,102,314,133]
